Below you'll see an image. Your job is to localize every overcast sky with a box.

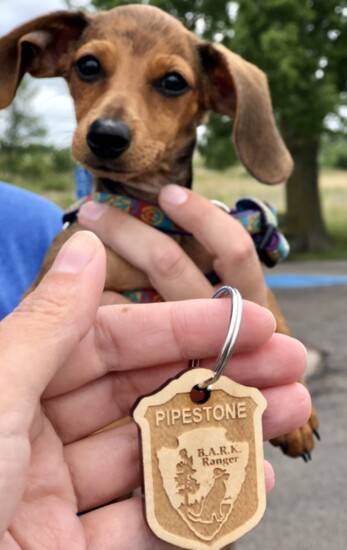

[0,0,90,148]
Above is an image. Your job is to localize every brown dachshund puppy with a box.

[0,4,318,458]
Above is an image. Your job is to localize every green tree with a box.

[91,0,347,251]
[231,0,347,250]
[92,0,232,33]
[0,77,47,167]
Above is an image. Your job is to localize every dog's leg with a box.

[267,289,319,460]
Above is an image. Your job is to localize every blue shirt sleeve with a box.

[0,182,63,319]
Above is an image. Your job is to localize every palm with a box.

[5,414,85,548]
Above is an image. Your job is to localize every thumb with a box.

[0,230,106,537]
[0,230,106,406]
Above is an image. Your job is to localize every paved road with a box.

[238,260,347,550]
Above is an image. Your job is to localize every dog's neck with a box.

[95,138,196,202]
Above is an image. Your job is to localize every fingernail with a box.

[78,201,108,221]
[160,184,188,205]
[51,231,100,273]
[263,307,277,332]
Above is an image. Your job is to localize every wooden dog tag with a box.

[133,367,267,549]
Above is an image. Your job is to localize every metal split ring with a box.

[192,286,243,390]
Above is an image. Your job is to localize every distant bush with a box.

[51,148,75,173]
[197,114,239,170]
[0,145,76,186]
[320,134,347,169]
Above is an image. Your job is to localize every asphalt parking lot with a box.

[238,260,347,550]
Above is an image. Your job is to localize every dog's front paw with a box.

[270,406,320,462]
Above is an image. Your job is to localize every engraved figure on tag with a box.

[133,368,267,550]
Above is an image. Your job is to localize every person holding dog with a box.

[0,184,311,548]
[0,181,63,319]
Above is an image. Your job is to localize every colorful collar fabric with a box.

[63,193,290,303]
[63,192,186,234]
[231,197,290,268]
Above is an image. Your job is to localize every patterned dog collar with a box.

[231,197,289,268]
[63,192,186,234]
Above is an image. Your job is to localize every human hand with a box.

[78,185,268,306]
[0,231,310,549]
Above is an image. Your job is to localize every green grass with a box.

[0,168,75,209]
[193,165,347,260]
[1,160,347,259]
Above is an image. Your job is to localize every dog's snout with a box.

[87,119,132,159]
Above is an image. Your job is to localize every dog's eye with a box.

[75,55,103,82]
[156,72,190,97]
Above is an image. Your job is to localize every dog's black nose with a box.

[87,119,132,159]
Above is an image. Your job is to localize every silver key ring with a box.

[192,286,243,390]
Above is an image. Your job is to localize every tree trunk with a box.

[285,140,331,252]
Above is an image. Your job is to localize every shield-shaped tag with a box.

[133,367,267,550]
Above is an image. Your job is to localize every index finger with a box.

[159,186,268,305]
[44,299,276,398]
[78,201,214,301]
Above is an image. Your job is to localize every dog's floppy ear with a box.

[0,11,89,109]
[199,42,293,184]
